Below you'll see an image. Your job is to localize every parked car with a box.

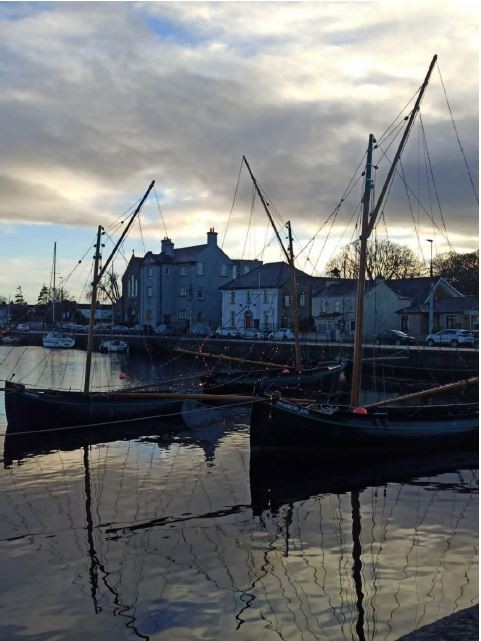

[154,324,176,336]
[215,326,241,338]
[374,329,416,346]
[94,323,111,333]
[111,325,130,334]
[16,323,30,332]
[240,328,262,340]
[190,324,212,337]
[269,328,295,341]
[425,329,475,348]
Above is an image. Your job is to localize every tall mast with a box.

[243,156,302,369]
[350,55,437,407]
[350,134,374,407]
[52,242,56,325]
[83,226,103,394]
[83,180,155,394]
[287,222,302,370]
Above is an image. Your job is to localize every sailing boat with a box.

[5,182,255,435]
[250,55,479,453]
[196,158,347,395]
[42,242,75,349]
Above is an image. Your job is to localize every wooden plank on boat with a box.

[106,391,257,402]
[174,347,290,369]
[362,377,479,409]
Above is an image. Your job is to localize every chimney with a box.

[207,228,217,246]
[161,237,174,258]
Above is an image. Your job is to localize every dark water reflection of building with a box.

[0,346,478,640]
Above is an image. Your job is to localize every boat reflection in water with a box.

[1,406,477,641]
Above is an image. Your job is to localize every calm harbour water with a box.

[0,346,478,641]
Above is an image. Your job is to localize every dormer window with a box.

[197,262,204,276]
[180,266,187,276]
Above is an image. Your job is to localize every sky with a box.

[0,1,478,303]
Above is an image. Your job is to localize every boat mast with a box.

[350,55,437,407]
[83,226,103,394]
[350,134,374,407]
[287,222,302,370]
[83,180,155,394]
[243,156,303,370]
[52,241,56,326]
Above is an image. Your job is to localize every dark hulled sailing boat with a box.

[250,55,479,453]
[4,182,254,435]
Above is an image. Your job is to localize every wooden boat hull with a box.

[4,381,184,434]
[250,395,478,453]
[201,360,347,394]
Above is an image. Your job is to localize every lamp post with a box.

[427,239,434,334]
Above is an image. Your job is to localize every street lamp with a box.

[426,239,434,333]
[426,239,433,278]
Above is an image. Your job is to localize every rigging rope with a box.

[436,64,479,204]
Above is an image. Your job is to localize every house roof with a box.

[399,295,479,314]
[385,277,463,303]
[220,261,315,290]
[314,279,379,298]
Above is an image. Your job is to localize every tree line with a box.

[326,241,478,296]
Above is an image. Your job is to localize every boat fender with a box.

[119,372,126,380]
[281,369,290,374]
[353,407,368,415]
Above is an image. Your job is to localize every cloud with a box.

[0,1,477,300]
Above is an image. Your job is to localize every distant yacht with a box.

[42,331,75,349]
[42,242,75,349]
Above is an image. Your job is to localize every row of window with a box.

[144,263,252,279]
[227,292,306,306]
[145,287,205,300]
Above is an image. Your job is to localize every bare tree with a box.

[326,239,426,280]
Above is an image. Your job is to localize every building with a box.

[121,254,143,326]
[123,229,261,331]
[220,262,319,332]
[312,276,471,340]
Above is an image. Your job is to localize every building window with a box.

[180,266,187,276]
[446,315,461,329]
[197,289,204,300]
[264,312,270,329]
[247,291,251,304]
[230,311,236,326]
[299,292,305,307]
[221,264,228,277]
[179,287,187,297]
[147,287,152,297]
[401,315,409,332]
[232,265,237,279]
[147,267,153,278]
[334,299,341,313]
[263,290,268,303]
[284,295,290,308]
[165,267,170,277]
[230,291,235,304]
[243,265,249,274]
[197,262,204,276]
[179,310,187,320]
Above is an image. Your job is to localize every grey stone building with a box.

[120,229,261,331]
